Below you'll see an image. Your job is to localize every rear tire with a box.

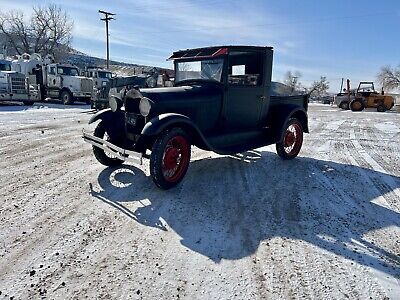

[150,128,191,189]
[350,99,364,111]
[92,121,123,167]
[276,118,303,160]
[60,90,74,105]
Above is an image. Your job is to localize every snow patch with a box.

[374,122,400,134]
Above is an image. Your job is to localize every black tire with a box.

[150,128,191,189]
[60,90,74,105]
[276,118,303,160]
[339,102,349,110]
[377,104,386,112]
[23,101,34,106]
[92,121,123,167]
[350,99,364,112]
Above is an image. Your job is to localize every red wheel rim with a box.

[162,136,190,183]
[283,123,302,156]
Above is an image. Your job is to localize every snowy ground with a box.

[0,102,399,299]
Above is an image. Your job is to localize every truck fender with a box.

[88,108,124,140]
[89,108,113,124]
[141,113,210,150]
[271,106,309,142]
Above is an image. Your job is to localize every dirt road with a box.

[0,103,399,299]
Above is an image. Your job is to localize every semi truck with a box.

[0,58,40,105]
[12,53,94,105]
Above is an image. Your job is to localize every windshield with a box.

[175,59,223,83]
[0,63,11,71]
[98,71,112,79]
[57,66,79,76]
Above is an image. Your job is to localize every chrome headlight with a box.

[109,95,122,112]
[139,97,151,117]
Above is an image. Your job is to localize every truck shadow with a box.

[91,151,400,277]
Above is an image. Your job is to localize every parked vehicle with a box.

[92,75,152,110]
[0,58,39,105]
[83,46,309,189]
[335,80,394,112]
[84,67,113,90]
[350,81,394,112]
[12,53,94,104]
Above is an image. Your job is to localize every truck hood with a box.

[134,82,223,118]
[139,83,222,104]
[61,75,93,92]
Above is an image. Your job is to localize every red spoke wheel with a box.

[276,118,303,160]
[150,128,191,189]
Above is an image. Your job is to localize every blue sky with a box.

[2,0,400,91]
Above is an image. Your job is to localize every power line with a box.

[99,10,115,69]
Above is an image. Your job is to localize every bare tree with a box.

[0,4,73,60]
[377,65,400,91]
[283,70,302,94]
[308,76,330,99]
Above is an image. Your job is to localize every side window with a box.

[228,52,263,86]
[49,67,56,75]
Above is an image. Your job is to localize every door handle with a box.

[258,95,266,100]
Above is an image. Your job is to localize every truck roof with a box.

[168,45,273,60]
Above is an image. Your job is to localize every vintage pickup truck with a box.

[83,46,309,189]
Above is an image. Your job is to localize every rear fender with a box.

[88,108,124,140]
[270,105,309,142]
[141,113,210,150]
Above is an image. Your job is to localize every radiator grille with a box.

[10,74,27,94]
[80,78,93,93]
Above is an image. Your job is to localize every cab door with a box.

[47,65,61,87]
[224,51,267,130]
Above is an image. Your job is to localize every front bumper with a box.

[83,130,142,165]
[73,91,92,98]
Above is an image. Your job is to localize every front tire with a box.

[150,128,191,189]
[276,118,303,160]
[92,121,123,167]
[60,90,74,105]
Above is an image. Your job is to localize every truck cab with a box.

[0,58,39,105]
[0,59,12,92]
[40,63,94,104]
[85,68,113,89]
[84,46,309,189]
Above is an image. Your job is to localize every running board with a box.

[82,130,143,165]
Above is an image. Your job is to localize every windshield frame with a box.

[174,57,226,85]
[57,66,79,76]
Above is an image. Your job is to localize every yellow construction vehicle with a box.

[350,81,395,112]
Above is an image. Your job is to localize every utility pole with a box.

[98,10,115,70]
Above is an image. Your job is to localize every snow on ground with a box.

[0,102,399,299]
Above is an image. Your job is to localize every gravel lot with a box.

[0,102,399,299]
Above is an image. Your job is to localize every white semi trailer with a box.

[12,53,94,105]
